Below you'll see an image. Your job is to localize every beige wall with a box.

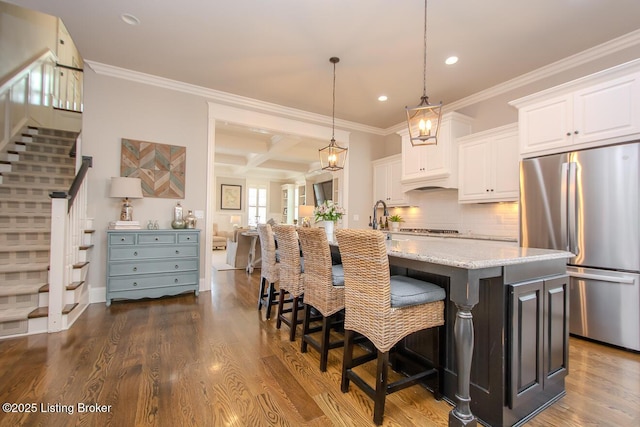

[0,2,57,80]
[83,68,209,296]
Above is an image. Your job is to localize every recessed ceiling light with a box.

[445,56,459,65]
[121,13,140,26]
[378,95,388,102]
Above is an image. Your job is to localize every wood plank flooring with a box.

[0,267,638,426]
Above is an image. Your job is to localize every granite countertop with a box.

[389,230,518,243]
[385,236,573,270]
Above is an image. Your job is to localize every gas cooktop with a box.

[399,228,459,234]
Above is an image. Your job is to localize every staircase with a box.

[0,126,92,337]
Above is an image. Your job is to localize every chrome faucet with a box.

[371,199,389,230]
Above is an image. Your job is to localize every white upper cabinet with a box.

[458,124,519,203]
[511,60,640,157]
[372,154,407,206]
[399,112,474,190]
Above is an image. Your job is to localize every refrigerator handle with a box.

[561,162,569,251]
[568,162,578,256]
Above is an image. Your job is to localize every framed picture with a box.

[221,184,242,210]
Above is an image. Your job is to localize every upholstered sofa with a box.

[226,228,261,268]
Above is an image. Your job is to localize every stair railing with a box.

[48,131,92,332]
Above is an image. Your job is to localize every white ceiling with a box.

[8,0,640,179]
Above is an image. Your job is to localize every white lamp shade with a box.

[230,215,241,224]
[298,205,314,218]
[110,177,143,199]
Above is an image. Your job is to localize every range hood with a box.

[401,171,457,192]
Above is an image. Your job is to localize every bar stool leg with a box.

[258,277,267,310]
[300,304,312,353]
[265,283,277,320]
[373,350,390,425]
[276,288,286,329]
[319,315,332,372]
[341,329,355,392]
[289,296,301,341]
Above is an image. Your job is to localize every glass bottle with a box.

[147,220,154,230]
[185,210,197,229]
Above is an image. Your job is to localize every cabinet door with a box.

[458,139,491,201]
[509,280,544,409]
[387,159,406,205]
[373,162,388,202]
[542,275,569,392]
[519,95,572,154]
[491,132,520,200]
[401,137,426,179]
[573,72,640,145]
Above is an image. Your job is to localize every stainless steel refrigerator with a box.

[520,141,640,351]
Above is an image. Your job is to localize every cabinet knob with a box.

[175,278,179,283]
[186,237,191,240]
[155,237,159,241]
[133,282,138,286]
[133,251,138,256]
[175,250,180,254]
[175,265,179,269]
[566,132,572,136]
[486,189,490,192]
[133,267,137,272]
[574,130,579,134]
[121,237,125,241]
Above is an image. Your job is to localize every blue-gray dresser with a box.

[106,229,200,306]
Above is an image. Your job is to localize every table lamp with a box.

[110,177,143,221]
[230,215,241,228]
[298,205,314,227]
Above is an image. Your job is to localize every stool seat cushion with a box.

[389,276,446,308]
[331,264,345,286]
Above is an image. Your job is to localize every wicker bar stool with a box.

[335,229,446,426]
[257,224,279,319]
[297,227,345,372]
[273,224,305,341]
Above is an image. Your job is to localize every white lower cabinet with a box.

[458,124,519,203]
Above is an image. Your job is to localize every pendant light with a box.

[405,0,442,146]
[319,57,347,171]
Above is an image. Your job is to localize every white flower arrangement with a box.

[313,200,345,222]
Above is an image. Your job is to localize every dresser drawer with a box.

[109,245,198,261]
[138,233,176,245]
[109,258,198,276]
[178,232,199,244]
[108,271,198,291]
[109,233,136,245]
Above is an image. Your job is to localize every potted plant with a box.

[313,200,345,239]
[388,214,403,231]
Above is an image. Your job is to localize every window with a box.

[247,185,267,227]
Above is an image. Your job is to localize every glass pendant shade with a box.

[406,95,442,146]
[319,138,347,171]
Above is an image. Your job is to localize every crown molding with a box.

[85,60,386,136]
[86,29,640,137]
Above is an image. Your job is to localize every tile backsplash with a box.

[385,189,519,238]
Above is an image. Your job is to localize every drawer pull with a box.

[175,250,180,254]
[133,282,138,287]
[121,237,125,241]
[175,278,179,283]
[155,237,159,241]
[134,251,138,256]
[133,267,137,272]
[175,265,179,269]
[187,237,191,240]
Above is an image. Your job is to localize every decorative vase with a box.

[390,222,400,232]
[324,220,335,240]
[185,210,197,229]
[172,202,185,229]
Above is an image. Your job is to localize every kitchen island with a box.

[333,235,573,427]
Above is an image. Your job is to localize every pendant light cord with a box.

[422,0,428,98]
[332,58,337,140]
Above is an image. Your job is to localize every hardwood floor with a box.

[0,268,638,426]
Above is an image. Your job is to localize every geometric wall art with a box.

[120,138,186,198]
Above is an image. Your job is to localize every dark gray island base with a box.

[339,237,573,427]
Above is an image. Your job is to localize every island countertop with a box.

[385,236,573,270]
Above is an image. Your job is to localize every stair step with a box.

[0,171,74,187]
[27,126,79,139]
[10,151,75,165]
[0,283,42,297]
[0,214,51,230]
[0,183,67,199]
[27,303,77,319]
[7,160,75,175]
[0,307,35,322]
[0,198,51,212]
[0,245,50,266]
[0,262,49,274]
[37,281,85,293]
[22,141,71,156]
[0,230,50,246]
